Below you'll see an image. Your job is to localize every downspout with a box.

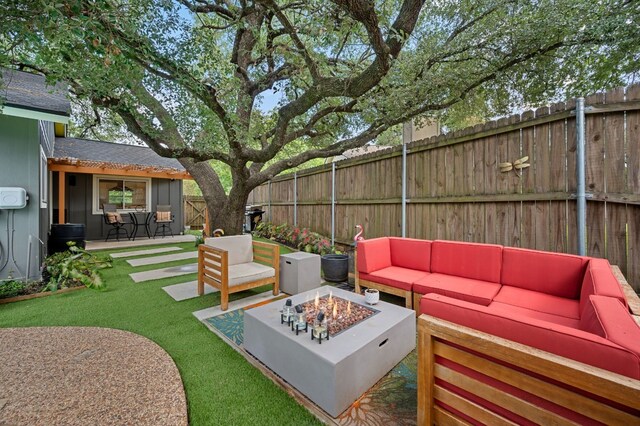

[331,162,336,246]
[293,172,297,226]
[576,98,587,256]
[401,142,407,238]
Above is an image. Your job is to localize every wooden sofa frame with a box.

[417,315,640,425]
[197,240,279,311]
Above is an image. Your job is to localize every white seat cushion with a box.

[204,235,253,266]
[228,262,275,286]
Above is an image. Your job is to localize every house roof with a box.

[50,137,190,180]
[0,68,70,119]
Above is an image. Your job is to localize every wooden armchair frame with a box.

[197,240,280,311]
[417,315,640,425]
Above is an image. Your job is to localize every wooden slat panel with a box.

[521,110,535,193]
[549,103,567,193]
[586,93,605,194]
[604,88,626,194]
[435,364,576,425]
[433,406,473,426]
[434,385,517,426]
[434,342,639,425]
[587,201,605,258]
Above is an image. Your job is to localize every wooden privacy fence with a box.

[183,195,207,230]
[250,85,640,291]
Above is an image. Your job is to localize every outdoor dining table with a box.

[128,211,153,241]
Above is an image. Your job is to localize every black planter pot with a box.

[321,254,349,282]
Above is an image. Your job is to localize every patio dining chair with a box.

[102,204,130,242]
[153,204,174,238]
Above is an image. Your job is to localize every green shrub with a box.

[43,243,112,291]
[0,280,25,298]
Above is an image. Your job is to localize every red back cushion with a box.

[431,240,503,283]
[501,247,588,299]
[356,237,391,274]
[581,295,640,361]
[580,258,627,314]
[389,237,431,272]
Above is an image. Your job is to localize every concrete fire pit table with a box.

[243,285,415,417]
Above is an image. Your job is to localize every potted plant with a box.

[321,249,348,282]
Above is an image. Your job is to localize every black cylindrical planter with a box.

[321,254,349,282]
[49,224,86,255]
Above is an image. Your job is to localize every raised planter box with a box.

[0,286,86,305]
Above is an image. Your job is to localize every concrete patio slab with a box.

[0,327,187,426]
[129,263,198,283]
[127,251,198,267]
[110,247,183,258]
[86,234,195,251]
[162,280,217,301]
[193,291,279,321]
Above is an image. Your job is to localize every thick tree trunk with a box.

[206,194,247,236]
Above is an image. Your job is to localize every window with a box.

[40,146,48,208]
[93,175,151,214]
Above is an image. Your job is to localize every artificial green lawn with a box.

[0,239,322,426]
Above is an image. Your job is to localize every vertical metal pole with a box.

[401,142,407,237]
[293,172,297,226]
[268,180,272,222]
[576,98,587,256]
[331,162,336,246]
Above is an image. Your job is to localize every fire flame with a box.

[333,303,337,319]
[314,292,319,309]
[347,301,352,316]
[329,291,333,305]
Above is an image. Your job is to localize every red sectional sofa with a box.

[355,237,639,377]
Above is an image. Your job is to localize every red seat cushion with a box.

[421,294,640,379]
[580,258,628,316]
[360,266,430,291]
[389,237,431,272]
[356,237,391,274]
[413,273,501,306]
[501,247,588,299]
[489,302,580,328]
[493,286,580,319]
[431,240,503,283]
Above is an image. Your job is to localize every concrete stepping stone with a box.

[110,247,183,259]
[193,291,279,320]
[162,280,217,301]
[130,264,198,283]
[127,251,198,267]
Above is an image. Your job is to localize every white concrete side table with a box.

[279,252,321,294]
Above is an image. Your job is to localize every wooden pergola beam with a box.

[48,162,192,180]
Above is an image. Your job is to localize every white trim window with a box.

[92,175,151,214]
[40,146,48,208]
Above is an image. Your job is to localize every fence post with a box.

[576,98,587,256]
[268,180,272,223]
[402,142,407,237]
[331,162,336,246]
[293,171,297,226]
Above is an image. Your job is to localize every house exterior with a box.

[0,68,189,281]
[0,69,69,280]
[49,137,187,240]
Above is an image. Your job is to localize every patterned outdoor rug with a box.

[204,303,417,426]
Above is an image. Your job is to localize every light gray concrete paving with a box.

[127,251,198,267]
[162,280,217,301]
[110,247,183,259]
[193,291,279,320]
[86,235,195,251]
[129,264,198,283]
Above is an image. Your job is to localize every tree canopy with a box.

[1,0,638,233]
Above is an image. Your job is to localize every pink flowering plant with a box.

[254,222,339,255]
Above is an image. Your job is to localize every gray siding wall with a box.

[57,173,184,240]
[0,115,42,280]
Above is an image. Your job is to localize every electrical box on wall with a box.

[0,187,28,209]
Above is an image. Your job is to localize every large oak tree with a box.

[1,0,638,233]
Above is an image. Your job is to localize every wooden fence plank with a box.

[607,203,628,276]
[604,88,626,194]
[549,103,567,192]
[587,201,605,258]
[534,106,551,193]
[628,205,640,291]
[521,111,535,193]
[627,85,640,195]
[534,201,550,251]
[586,93,605,194]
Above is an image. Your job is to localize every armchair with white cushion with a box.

[197,234,279,311]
